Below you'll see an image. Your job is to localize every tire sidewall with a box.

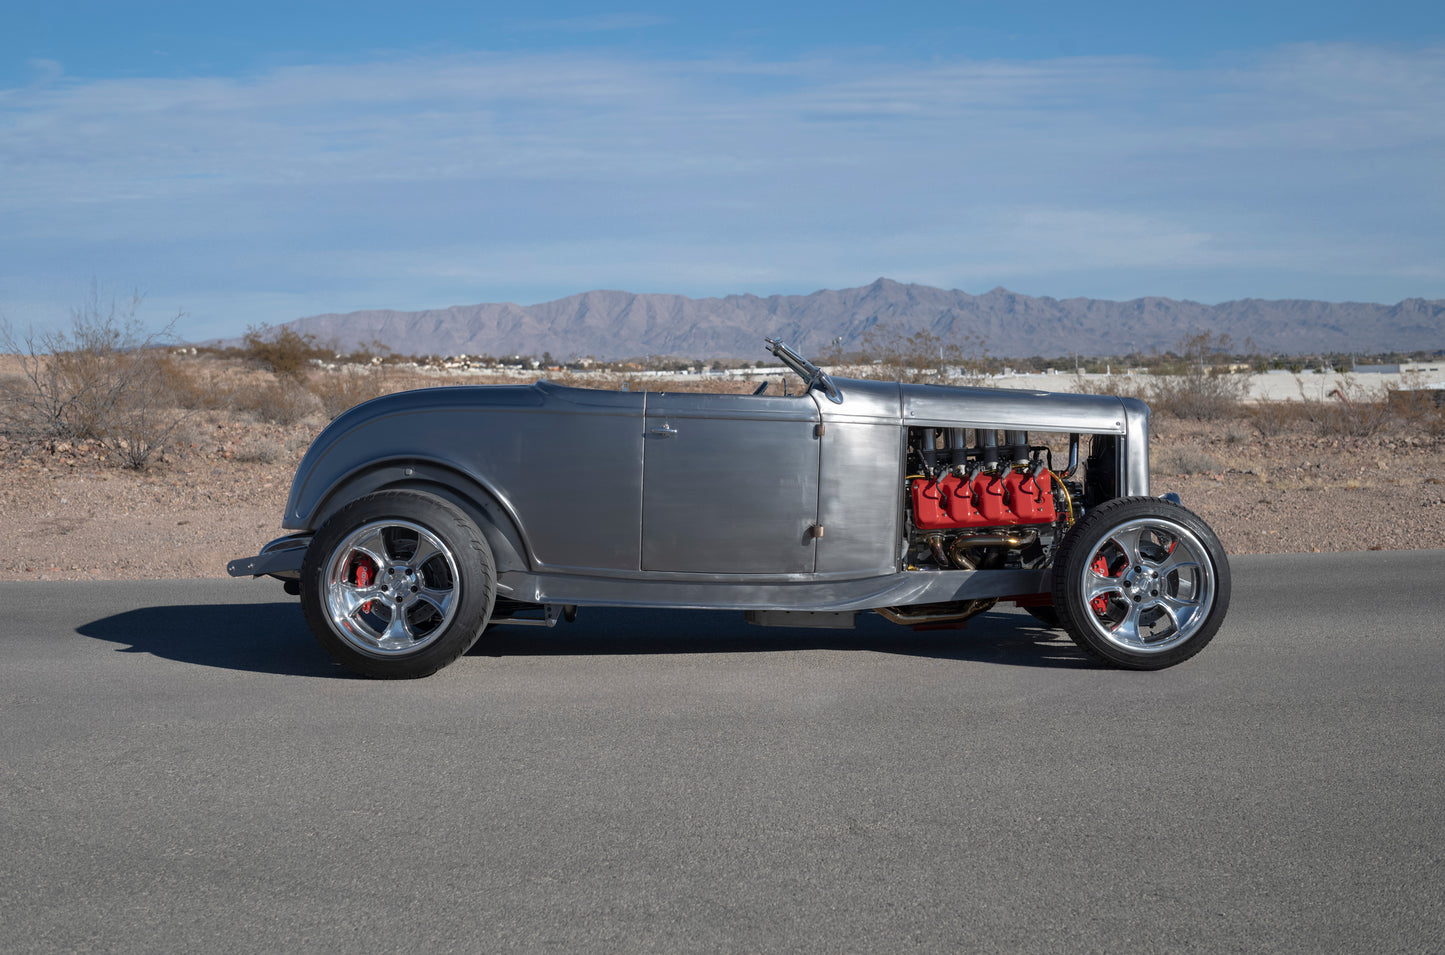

[1053,496,1231,669]
[301,489,495,678]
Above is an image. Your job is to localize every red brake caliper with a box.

[352,554,376,614]
[1089,554,1113,615]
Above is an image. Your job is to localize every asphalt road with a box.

[2,551,1442,953]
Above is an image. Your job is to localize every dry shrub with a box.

[102,395,189,468]
[1247,399,1309,438]
[1410,406,1445,438]
[1072,374,1150,400]
[1073,369,1246,419]
[242,324,325,380]
[1291,376,1390,438]
[1305,399,1390,438]
[1385,376,1445,437]
[152,354,219,411]
[1143,370,1251,419]
[0,289,192,468]
[308,370,391,419]
[234,381,322,425]
[1250,376,1444,441]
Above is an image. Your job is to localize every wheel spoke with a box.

[337,584,387,618]
[1084,573,1122,602]
[1150,547,1200,579]
[413,585,453,618]
[380,609,417,647]
[1110,604,1143,645]
[410,535,444,570]
[1155,592,1199,630]
[1157,588,1199,611]
[349,527,392,565]
[1107,527,1147,566]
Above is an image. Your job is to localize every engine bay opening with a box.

[902,427,1117,575]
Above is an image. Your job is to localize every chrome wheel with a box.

[1052,496,1230,669]
[1076,518,1215,654]
[322,519,461,657]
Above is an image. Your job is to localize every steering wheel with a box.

[751,381,769,396]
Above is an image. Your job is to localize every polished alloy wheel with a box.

[322,519,461,656]
[1076,517,1216,654]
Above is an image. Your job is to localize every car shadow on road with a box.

[75,604,1096,677]
[76,602,349,678]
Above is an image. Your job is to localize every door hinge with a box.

[814,423,826,438]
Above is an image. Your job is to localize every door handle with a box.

[649,424,678,437]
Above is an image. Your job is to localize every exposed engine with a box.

[904,427,1088,572]
[885,427,1091,626]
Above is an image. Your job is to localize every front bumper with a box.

[226,533,312,579]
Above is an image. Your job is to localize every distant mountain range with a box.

[258,279,1444,360]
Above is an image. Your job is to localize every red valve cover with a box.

[911,475,979,529]
[911,471,1056,529]
[973,471,1011,524]
[1005,470,1056,523]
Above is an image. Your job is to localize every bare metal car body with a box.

[231,340,1229,677]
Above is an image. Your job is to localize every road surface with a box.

[2,551,1441,952]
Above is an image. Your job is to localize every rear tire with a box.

[301,490,496,678]
[1052,497,1229,669]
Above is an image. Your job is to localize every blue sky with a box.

[2,1,1442,341]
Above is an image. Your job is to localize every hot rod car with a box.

[229,338,1230,678]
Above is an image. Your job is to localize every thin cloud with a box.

[0,43,1440,337]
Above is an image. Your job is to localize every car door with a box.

[642,391,821,574]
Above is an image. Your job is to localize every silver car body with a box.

[231,375,1149,613]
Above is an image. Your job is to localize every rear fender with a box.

[306,460,531,575]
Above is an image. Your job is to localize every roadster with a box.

[230,339,1230,677]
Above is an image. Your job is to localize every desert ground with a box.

[2,355,1443,581]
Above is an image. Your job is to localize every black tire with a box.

[1023,605,1062,628]
[1052,496,1230,670]
[300,489,496,678]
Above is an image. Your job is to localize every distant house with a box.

[1352,361,1445,374]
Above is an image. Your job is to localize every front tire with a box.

[301,490,496,678]
[1052,496,1230,669]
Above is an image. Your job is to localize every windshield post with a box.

[764,338,843,404]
